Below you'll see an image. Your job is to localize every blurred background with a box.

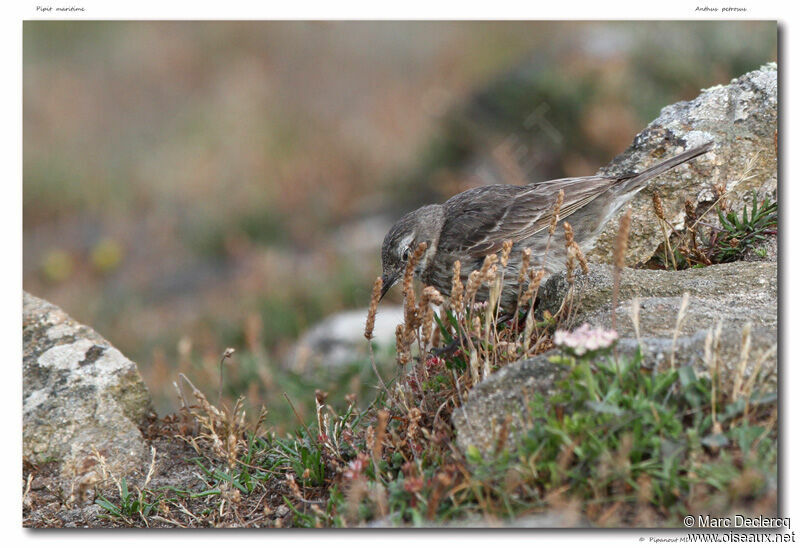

[23,21,776,430]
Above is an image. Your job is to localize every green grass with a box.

[654,190,777,270]
[92,313,777,528]
[712,191,777,263]
[463,349,775,523]
[95,477,164,523]
[252,338,776,527]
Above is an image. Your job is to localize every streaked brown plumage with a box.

[380,142,712,309]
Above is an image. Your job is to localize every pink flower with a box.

[553,323,618,356]
[343,453,369,480]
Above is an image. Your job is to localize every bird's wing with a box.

[439,176,621,258]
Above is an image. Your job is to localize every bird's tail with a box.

[616,141,713,195]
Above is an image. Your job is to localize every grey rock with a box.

[587,63,777,267]
[542,262,777,373]
[453,353,567,456]
[288,306,404,373]
[23,291,154,482]
[539,261,776,333]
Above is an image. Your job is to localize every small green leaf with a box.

[677,366,697,387]
[585,400,625,416]
[96,498,122,517]
[466,445,483,464]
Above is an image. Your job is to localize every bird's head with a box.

[379,204,444,301]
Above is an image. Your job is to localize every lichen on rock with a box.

[23,291,154,484]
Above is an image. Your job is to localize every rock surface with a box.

[588,63,777,267]
[23,291,154,483]
[454,262,777,455]
[545,261,776,370]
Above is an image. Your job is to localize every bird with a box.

[379,142,712,310]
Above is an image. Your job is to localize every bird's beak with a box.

[380,271,400,301]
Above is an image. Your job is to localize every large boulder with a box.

[588,63,777,267]
[23,292,154,483]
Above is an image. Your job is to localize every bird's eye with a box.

[402,247,410,261]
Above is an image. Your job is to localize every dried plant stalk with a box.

[500,239,513,268]
[372,410,389,465]
[652,192,665,220]
[523,269,545,355]
[364,276,383,340]
[652,192,677,270]
[670,292,690,370]
[549,189,565,236]
[450,260,464,312]
[563,221,575,247]
[517,248,532,289]
[614,208,633,271]
[565,245,576,285]
[612,207,633,330]
[419,286,444,350]
[572,242,589,274]
[396,324,410,365]
[402,241,428,333]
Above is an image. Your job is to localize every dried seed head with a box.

[419,287,443,351]
[421,286,445,307]
[500,240,513,268]
[611,208,633,331]
[396,324,410,365]
[549,190,565,236]
[430,321,441,348]
[465,269,483,304]
[485,263,498,285]
[652,192,665,221]
[518,268,543,308]
[364,276,383,340]
[403,293,418,334]
[684,199,696,221]
[465,254,497,303]
[471,314,482,337]
[373,410,389,463]
[479,253,498,277]
[407,407,422,442]
[402,241,428,299]
[450,260,464,311]
[572,242,589,274]
[402,244,428,335]
[421,305,435,350]
[713,180,729,212]
[403,241,428,280]
[517,248,532,287]
[614,208,633,270]
[563,221,575,248]
[566,245,576,285]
